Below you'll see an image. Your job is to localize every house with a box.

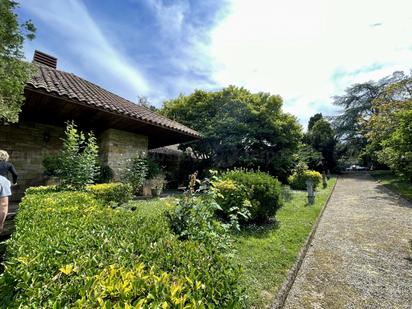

[0,51,201,201]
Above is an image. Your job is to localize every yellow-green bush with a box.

[87,182,132,206]
[288,170,322,190]
[24,185,59,195]
[211,178,251,225]
[76,264,208,308]
[0,191,242,307]
[217,170,283,223]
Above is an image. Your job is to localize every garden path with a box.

[283,172,412,309]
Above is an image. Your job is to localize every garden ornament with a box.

[306,178,315,205]
[322,171,328,188]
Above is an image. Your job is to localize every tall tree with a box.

[308,113,323,131]
[0,0,36,123]
[332,72,406,161]
[161,86,302,179]
[367,74,412,180]
[306,116,336,170]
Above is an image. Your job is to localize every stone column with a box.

[99,129,148,180]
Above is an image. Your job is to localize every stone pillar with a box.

[99,129,148,180]
[306,179,315,205]
[322,171,328,188]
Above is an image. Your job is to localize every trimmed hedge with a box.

[0,191,242,307]
[218,170,283,222]
[87,182,132,206]
[288,170,322,190]
[24,185,60,195]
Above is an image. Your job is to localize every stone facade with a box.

[99,129,148,180]
[0,123,149,201]
[0,121,64,201]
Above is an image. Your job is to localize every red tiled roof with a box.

[26,65,201,138]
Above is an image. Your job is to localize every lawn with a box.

[233,177,337,308]
[370,170,412,202]
[2,178,337,307]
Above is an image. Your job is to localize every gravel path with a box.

[283,172,412,309]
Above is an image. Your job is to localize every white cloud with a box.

[143,0,222,99]
[21,0,150,101]
[146,0,189,35]
[210,0,412,125]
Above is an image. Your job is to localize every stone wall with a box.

[0,121,64,201]
[99,129,148,180]
[0,123,149,201]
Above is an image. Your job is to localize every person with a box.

[0,150,18,232]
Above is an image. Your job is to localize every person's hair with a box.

[0,150,9,161]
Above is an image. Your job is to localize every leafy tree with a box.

[308,113,323,131]
[0,0,36,123]
[295,143,323,170]
[367,74,412,180]
[377,110,412,181]
[161,86,302,179]
[306,118,336,170]
[332,72,406,160]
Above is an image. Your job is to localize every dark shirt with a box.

[0,161,18,184]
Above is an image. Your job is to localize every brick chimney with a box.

[33,50,57,69]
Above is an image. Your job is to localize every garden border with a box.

[270,177,338,309]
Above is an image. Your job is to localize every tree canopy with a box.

[0,0,36,123]
[333,70,412,180]
[367,73,412,180]
[160,86,302,179]
[332,72,406,161]
[308,113,323,131]
[306,116,336,170]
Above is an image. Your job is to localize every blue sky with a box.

[18,0,412,126]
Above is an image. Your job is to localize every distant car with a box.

[346,165,368,171]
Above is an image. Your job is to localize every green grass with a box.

[233,177,337,308]
[369,170,412,202]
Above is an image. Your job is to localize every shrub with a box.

[146,157,162,179]
[87,183,132,206]
[123,156,148,194]
[166,173,229,247]
[0,191,242,307]
[56,122,99,190]
[25,185,60,195]
[211,178,251,227]
[42,154,60,176]
[219,169,283,222]
[96,164,114,183]
[288,170,322,190]
[165,193,230,248]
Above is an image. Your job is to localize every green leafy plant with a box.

[56,122,99,190]
[24,185,60,195]
[0,190,243,307]
[288,163,322,190]
[165,172,231,248]
[123,156,148,194]
[146,157,162,179]
[0,0,36,123]
[219,169,283,223]
[211,176,251,229]
[42,154,60,176]
[96,164,114,183]
[87,182,132,207]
